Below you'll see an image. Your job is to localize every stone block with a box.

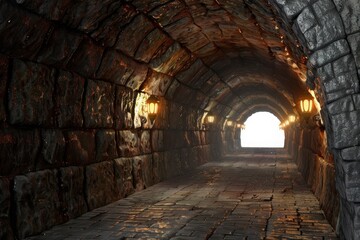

[115,14,155,57]
[165,79,180,99]
[125,63,148,91]
[37,27,83,67]
[95,130,117,162]
[62,0,121,32]
[59,166,87,219]
[272,0,311,20]
[114,158,134,198]
[180,148,190,171]
[140,69,172,96]
[84,79,114,128]
[0,219,13,240]
[342,146,360,161]
[309,39,350,67]
[151,130,164,152]
[55,71,85,128]
[164,150,182,178]
[340,197,360,239]
[327,95,354,115]
[140,131,151,154]
[67,38,104,78]
[331,110,360,149]
[333,0,360,34]
[348,32,360,68]
[64,131,95,165]
[40,129,65,168]
[91,4,136,47]
[85,161,118,210]
[0,177,10,218]
[96,50,134,85]
[135,28,172,63]
[150,42,191,76]
[152,152,166,184]
[115,86,134,129]
[294,0,345,51]
[0,1,51,59]
[148,0,185,26]
[14,170,62,239]
[0,129,40,176]
[117,130,140,157]
[9,60,55,126]
[0,55,8,122]
[133,155,153,191]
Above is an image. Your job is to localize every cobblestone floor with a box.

[28,152,338,240]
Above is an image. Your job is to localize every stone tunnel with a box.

[0,0,359,239]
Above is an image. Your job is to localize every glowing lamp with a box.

[236,123,242,128]
[146,95,159,124]
[207,114,215,124]
[226,120,233,127]
[300,99,313,113]
[288,115,296,123]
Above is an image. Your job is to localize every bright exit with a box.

[241,112,285,148]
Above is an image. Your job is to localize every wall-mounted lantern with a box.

[288,115,296,123]
[207,114,215,124]
[226,120,233,127]
[299,99,313,114]
[146,95,159,124]
[236,123,242,128]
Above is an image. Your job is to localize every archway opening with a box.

[241,112,285,148]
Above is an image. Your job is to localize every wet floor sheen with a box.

[27,152,338,240]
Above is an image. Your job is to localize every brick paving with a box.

[27,152,338,240]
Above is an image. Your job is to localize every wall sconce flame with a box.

[146,95,159,125]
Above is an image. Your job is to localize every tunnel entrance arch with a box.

[240,112,284,148]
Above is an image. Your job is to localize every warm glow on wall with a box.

[146,95,159,124]
[288,115,296,123]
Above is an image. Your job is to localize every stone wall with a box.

[0,55,213,239]
[288,126,339,229]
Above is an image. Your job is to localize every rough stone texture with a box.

[315,54,359,103]
[115,14,155,57]
[96,50,134,85]
[85,161,118,211]
[272,0,311,20]
[294,0,345,51]
[40,130,65,168]
[115,86,134,129]
[91,4,137,47]
[133,155,153,191]
[342,146,360,161]
[331,110,360,149]
[135,28,172,63]
[333,0,360,34]
[0,129,40,176]
[309,40,350,68]
[0,177,13,239]
[9,60,55,126]
[151,130,164,152]
[117,130,140,157]
[327,95,354,115]
[340,197,360,240]
[0,55,8,123]
[55,71,85,128]
[59,166,87,219]
[140,131,151,154]
[14,170,62,239]
[95,130,117,162]
[114,158,134,198]
[67,38,104,78]
[37,28,83,67]
[152,152,166,184]
[348,32,360,68]
[141,70,172,96]
[164,150,182,179]
[84,79,114,128]
[64,131,96,166]
[0,1,51,59]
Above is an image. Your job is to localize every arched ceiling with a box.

[8,0,312,122]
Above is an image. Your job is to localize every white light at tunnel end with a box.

[241,112,285,148]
